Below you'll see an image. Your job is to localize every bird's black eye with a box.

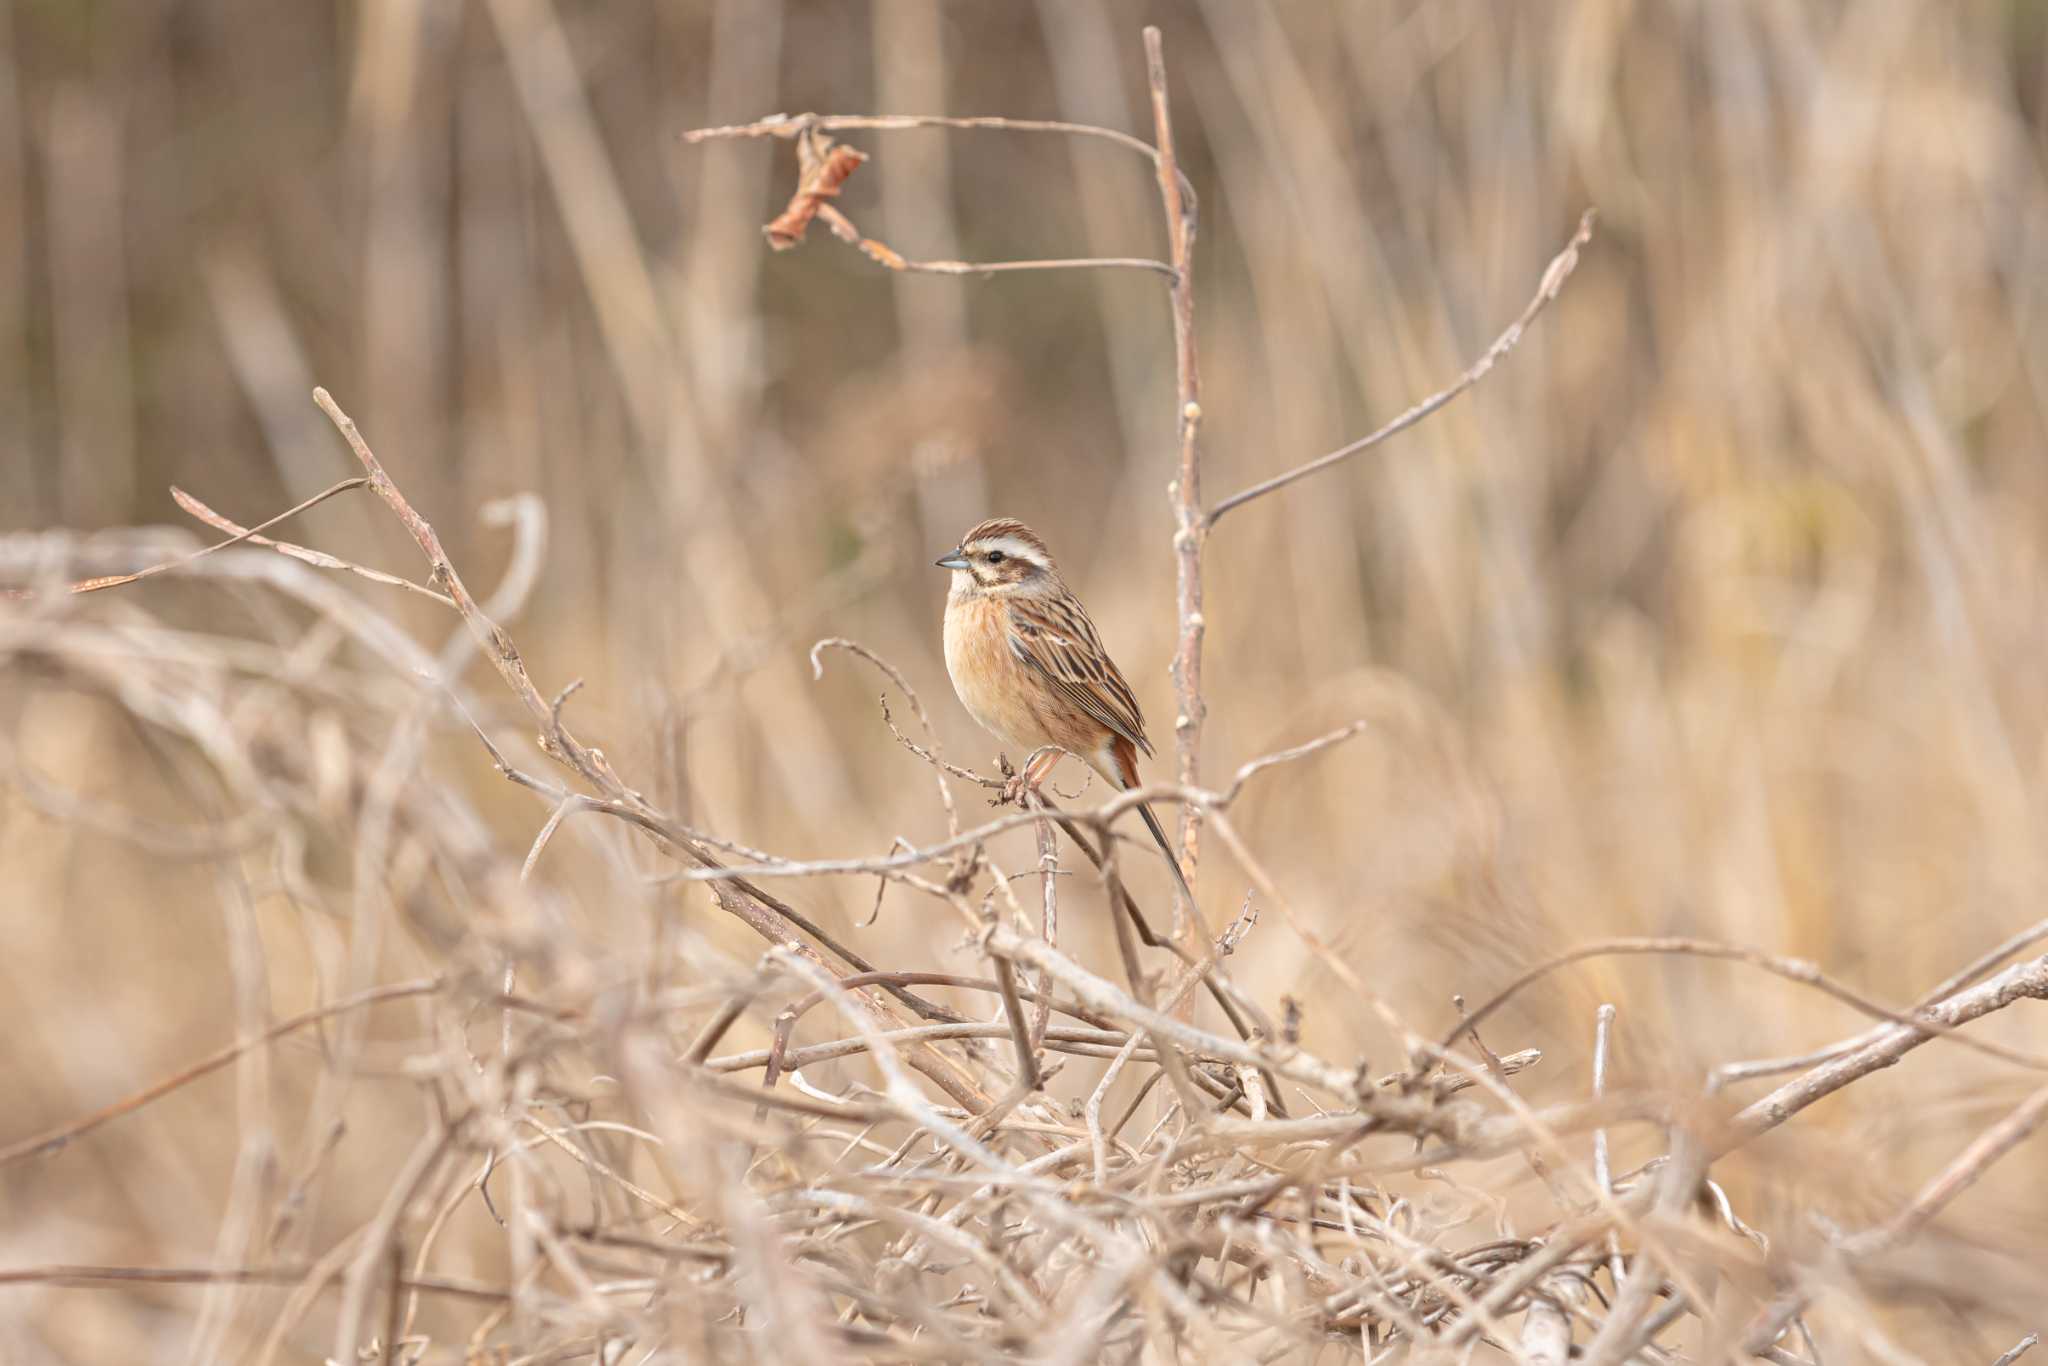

[985,550,1006,564]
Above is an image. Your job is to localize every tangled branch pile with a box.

[7,18,2048,1364]
[4,387,2045,1364]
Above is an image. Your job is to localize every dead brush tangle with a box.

[6,5,2048,1363]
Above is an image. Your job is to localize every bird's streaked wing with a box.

[1006,593,1153,758]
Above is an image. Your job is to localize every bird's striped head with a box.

[936,518,1058,593]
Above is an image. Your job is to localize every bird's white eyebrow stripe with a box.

[979,535,1050,568]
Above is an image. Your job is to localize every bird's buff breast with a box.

[944,591,1047,753]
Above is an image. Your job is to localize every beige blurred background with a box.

[6,0,2048,1359]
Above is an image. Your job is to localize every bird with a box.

[938,519,1286,1112]
[936,517,1197,921]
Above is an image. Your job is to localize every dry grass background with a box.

[6,1,2048,1361]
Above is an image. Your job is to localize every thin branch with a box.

[1744,1081,2048,1355]
[0,978,442,1167]
[649,764,1352,888]
[170,484,454,607]
[1843,1080,2048,1257]
[1732,954,2048,1145]
[811,636,961,837]
[58,477,371,595]
[1218,721,1370,803]
[991,957,1042,1092]
[518,792,593,883]
[1591,1004,1617,1199]
[1714,913,2048,1086]
[819,201,1173,279]
[1994,1334,2041,1366]
[1592,1003,1624,1286]
[679,110,1162,166]
[1144,25,1208,952]
[702,115,1174,279]
[684,990,759,1066]
[1447,937,2048,1073]
[1030,807,1059,1050]
[717,1022,1141,1075]
[0,1263,506,1303]
[1206,209,1597,527]
[982,921,1366,1109]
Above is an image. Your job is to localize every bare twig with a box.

[1030,800,1060,1051]
[51,477,371,595]
[719,115,1174,278]
[1745,1082,2048,1354]
[1716,914,2048,1086]
[0,978,442,1167]
[1591,1004,1617,1199]
[1448,937,2048,1072]
[1994,1334,2041,1366]
[1843,1080,2048,1256]
[1592,1003,1624,1286]
[1144,26,1207,953]
[819,201,1174,279]
[991,956,1042,1093]
[0,1263,506,1302]
[680,110,1163,166]
[811,636,960,837]
[1206,209,1596,525]
[170,485,455,606]
[1731,954,2048,1144]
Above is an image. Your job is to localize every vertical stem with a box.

[1592,1003,1625,1285]
[1031,814,1058,1048]
[1143,26,1205,945]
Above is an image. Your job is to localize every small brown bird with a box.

[937,518,1194,909]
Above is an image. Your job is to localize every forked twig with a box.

[171,484,454,606]
[1206,209,1597,526]
[44,477,373,596]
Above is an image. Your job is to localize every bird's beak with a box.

[934,552,970,570]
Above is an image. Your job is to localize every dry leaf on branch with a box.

[763,125,870,251]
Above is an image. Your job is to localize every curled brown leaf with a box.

[763,126,870,251]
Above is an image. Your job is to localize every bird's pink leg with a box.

[1023,747,1064,790]
[997,747,1065,806]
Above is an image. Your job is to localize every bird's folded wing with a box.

[1007,595,1153,758]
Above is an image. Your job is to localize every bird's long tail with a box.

[1107,734,1200,919]
[1105,739,1287,1115]
[1136,800,1198,915]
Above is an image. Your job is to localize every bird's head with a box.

[935,518,1057,595]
